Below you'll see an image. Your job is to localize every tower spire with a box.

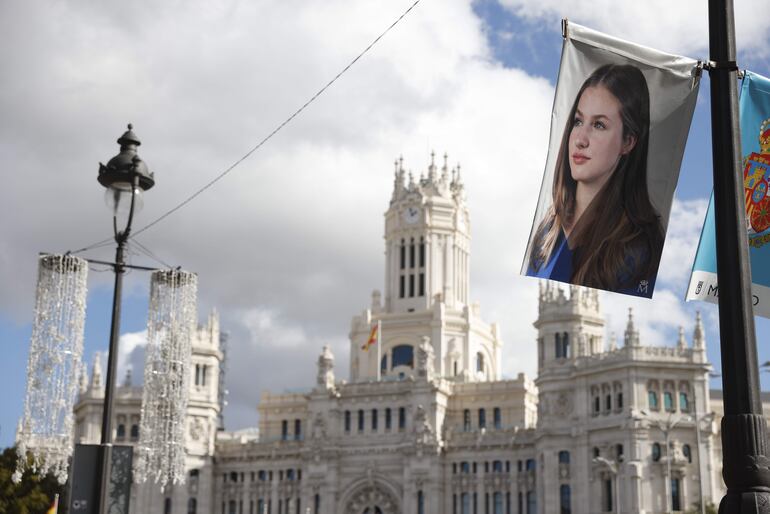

[624,308,640,346]
[677,326,687,349]
[693,311,705,349]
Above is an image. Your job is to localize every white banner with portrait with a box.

[521,21,700,298]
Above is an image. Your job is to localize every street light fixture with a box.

[640,410,686,514]
[593,456,620,514]
[95,124,154,514]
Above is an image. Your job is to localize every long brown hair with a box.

[530,64,664,290]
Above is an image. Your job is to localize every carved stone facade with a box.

[72,157,761,513]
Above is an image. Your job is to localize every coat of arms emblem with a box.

[745,118,770,241]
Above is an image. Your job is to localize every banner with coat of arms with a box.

[687,71,770,316]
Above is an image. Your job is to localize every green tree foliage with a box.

[0,446,65,514]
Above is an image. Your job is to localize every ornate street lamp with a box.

[95,124,154,513]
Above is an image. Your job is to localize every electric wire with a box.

[131,238,175,269]
[129,0,422,237]
[68,0,422,254]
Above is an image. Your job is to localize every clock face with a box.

[404,206,420,224]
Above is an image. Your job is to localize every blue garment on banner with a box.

[687,71,770,317]
[527,230,655,298]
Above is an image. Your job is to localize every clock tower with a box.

[384,152,470,312]
[348,153,501,383]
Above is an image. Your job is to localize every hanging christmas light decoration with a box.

[15,254,88,485]
[134,269,197,490]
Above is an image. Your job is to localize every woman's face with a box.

[568,85,636,189]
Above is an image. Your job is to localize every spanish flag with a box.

[46,494,59,514]
[361,322,378,351]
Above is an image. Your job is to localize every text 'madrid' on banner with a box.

[687,71,770,316]
[522,20,701,299]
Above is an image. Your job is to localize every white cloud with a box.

[497,0,770,58]
[1,0,731,436]
[658,198,710,289]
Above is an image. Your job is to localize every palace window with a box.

[344,411,351,432]
[372,409,378,431]
[560,485,571,514]
[399,276,405,298]
[358,410,364,432]
[116,424,126,440]
[683,444,692,463]
[494,492,503,514]
[616,444,624,462]
[652,442,662,462]
[281,420,288,440]
[593,447,600,458]
[679,392,689,412]
[410,238,415,268]
[664,392,674,411]
[419,238,425,267]
[381,355,387,372]
[479,408,486,429]
[130,424,139,440]
[419,273,425,296]
[418,490,425,514]
[294,419,301,440]
[165,498,173,514]
[385,408,392,430]
[671,478,681,511]
[605,394,612,412]
[463,409,471,431]
[604,479,613,512]
[616,392,623,410]
[461,461,470,473]
[525,459,536,471]
[493,407,502,429]
[399,407,406,430]
[558,451,570,464]
[493,460,503,472]
[187,498,197,514]
[648,391,659,410]
[392,345,414,368]
[400,239,406,269]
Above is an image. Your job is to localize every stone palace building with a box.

[74,156,738,513]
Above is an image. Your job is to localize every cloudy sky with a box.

[2,0,770,447]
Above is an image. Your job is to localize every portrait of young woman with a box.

[526,64,664,297]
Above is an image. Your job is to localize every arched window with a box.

[116,424,126,440]
[493,492,503,514]
[652,442,662,462]
[400,239,406,269]
[679,391,689,412]
[558,451,570,464]
[478,408,486,429]
[187,498,197,514]
[664,391,674,411]
[493,407,502,429]
[344,410,351,432]
[683,444,692,463]
[392,345,414,368]
[648,391,659,410]
[559,484,571,514]
[476,352,484,373]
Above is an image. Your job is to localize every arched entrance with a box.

[344,484,399,514]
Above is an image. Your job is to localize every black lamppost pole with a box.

[707,0,770,511]
[94,124,154,514]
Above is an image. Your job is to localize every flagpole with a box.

[708,0,770,511]
[376,320,382,381]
